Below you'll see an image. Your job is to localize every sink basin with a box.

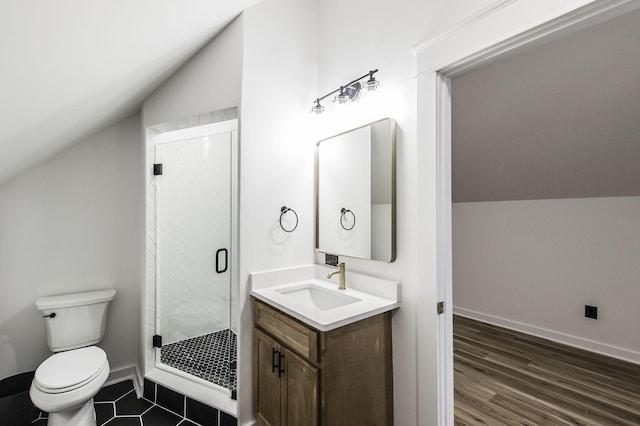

[250,266,400,331]
[275,283,360,311]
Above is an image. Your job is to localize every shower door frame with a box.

[144,116,239,414]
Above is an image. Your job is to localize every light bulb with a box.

[365,77,380,91]
[311,100,325,114]
[337,87,350,104]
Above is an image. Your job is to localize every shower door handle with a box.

[216,248,228,274]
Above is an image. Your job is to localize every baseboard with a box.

[453,307,640,365]
[106,364,143,398]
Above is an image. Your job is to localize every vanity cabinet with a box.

[254,329,319,426]
[253,300,393,426]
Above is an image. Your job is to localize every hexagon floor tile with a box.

[31,379,232,426]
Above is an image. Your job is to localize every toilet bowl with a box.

[29,289,116,426]
[30,347,109,426]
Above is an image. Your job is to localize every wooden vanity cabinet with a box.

[253,299,393,426]
[254,329,319,426]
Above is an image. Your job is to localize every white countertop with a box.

[250,264,400,331]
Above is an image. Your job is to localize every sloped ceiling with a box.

[0,0,261,186]
[452,8,640,203]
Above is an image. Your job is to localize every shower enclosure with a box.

[145,112,238,402]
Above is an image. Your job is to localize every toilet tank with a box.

[35,289,116,352]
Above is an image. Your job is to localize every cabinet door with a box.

[281,347,319,426]
[254,329,282,426]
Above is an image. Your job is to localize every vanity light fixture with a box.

[311,99,325,114]
[311,69,379,114]
[337,82,361,104]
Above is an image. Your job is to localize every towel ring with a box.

[340,208,356,231]
[280,206,298,232]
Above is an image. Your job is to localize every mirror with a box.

[315,118,396,262]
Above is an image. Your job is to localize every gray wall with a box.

[453,196,640,363]
[0,114,143,380]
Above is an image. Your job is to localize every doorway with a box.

[143,110,240,415]
[154,124,236,394]
[415,0,640,424]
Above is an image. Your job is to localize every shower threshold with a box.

[160,328,237,393]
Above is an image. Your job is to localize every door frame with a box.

[414,0,640,424]
[153,118,237,351]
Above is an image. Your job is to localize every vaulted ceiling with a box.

[0,0,261,185]
[4,2,640,199]
[452,8,640,203]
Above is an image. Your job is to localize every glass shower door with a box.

[154,128,234,393]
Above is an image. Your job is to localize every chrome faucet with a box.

[327,262,346,290]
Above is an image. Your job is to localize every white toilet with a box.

[29,289,116,426]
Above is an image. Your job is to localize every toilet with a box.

[29,289,116,426]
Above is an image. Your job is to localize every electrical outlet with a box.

[585,305,598,319]
[325,253,338,266]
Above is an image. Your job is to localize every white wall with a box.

[142,15,244,128]
[453,197,640,362]
[239,0,318,422]
[313,0,451,424]
[0,114,142,380]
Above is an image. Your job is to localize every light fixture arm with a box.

[314,69,378,104]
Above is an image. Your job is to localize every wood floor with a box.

[454,315,640,425]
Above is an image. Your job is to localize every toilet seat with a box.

[34,346,107,394]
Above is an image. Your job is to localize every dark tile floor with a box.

[32,379,236,426]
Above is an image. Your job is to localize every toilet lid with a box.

[34,346,108,394]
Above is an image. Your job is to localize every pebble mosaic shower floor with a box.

[160,329,237,393]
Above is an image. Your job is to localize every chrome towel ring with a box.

[340,208,356,230]
[280,206,298,232]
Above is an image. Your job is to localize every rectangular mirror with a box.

[315,118,396,262]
